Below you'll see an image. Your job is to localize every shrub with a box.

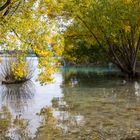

[0,57,34,84]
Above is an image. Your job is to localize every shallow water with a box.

[0,59,140,140]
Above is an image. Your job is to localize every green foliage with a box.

[46,0,140,76]
[63,40,107,65]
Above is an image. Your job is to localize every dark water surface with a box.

[0,61,140,140]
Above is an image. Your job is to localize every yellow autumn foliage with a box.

[0,0,64,84]
[124,25,131,33]
[11,60,28,80]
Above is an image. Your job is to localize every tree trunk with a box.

[109,45,139,79]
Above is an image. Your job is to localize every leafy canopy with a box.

[0,0,64,84]
[45,0,140,76]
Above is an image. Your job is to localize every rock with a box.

[70,129,80,134]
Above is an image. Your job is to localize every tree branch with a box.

[109,42,130,73]
[132,36,140,70]
[76,15,103,48]
[0,0,11,11]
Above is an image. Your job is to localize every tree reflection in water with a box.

[0,81,35,140]
[35,105,84,140]
[1,67,140,140]
[0,80,35,112]
[0,106,12,140]
[0,105,33,140]
[35,107,63,140]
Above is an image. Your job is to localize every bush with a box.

[0,57,34,84]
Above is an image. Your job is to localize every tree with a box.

[0,0,64,84]
[45,0,140,78]
[63,39,107,65]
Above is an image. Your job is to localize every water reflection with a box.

[1,66,140,139]
[52,97,85,130]
[0,81,35,140]
[0,80,35,113]
[0,106,12,140]
[62,66,121,88]
[70,77,78,87]
[0,72,64,140]
[0,106,32,140]
[134,81,140,97]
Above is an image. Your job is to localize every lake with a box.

[0,58,140,140]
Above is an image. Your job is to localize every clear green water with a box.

[0,65,140,140]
